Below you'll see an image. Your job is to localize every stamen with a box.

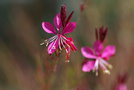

[58,37,62,50]
[94,60,99,70]
[62,35,70,41]
[99,58,111,75]
[65,60,70,63]
[103,70,110,75]
[40,39,47,46]
[100,58,112,69]
[99,60,107,71]
[93,60,99,76]
[46,42,49,46]
[108,64,113,69]
[47,35,57,44]
[40,42,44,45]
[60,36,71,62]
[96,71,98,76]
[61,37,71,48]
[44,35,58,47]
[60,36,66,51]
[48,35,57,41]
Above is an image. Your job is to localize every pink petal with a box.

[42,22,56,34]
[54,13,62,30]
[82,61,95,72]
[81,47,96,59]
[66,37,77,51]
[62,22,76,34]
[93,41,104,55]
[118,84,127,90]
[101,45,116,60]
[47,39,59,54]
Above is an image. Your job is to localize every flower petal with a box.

[82,61,95,72]
[66,37,77,51]
[54,13,62,30]
[93,41,104,55]
[81,47,96,59]
[47,38,59,54]
[101,45,116,60]
[42,22,56,34]
[62,22,76,34]
[117,84,127,90]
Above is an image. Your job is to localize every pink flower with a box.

[80,3,85,12]
[113,73,128,90]
[41,5,77,62]
[81,27,116,75]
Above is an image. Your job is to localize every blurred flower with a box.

[113,73,128,90]
[95,26,108,43]
[81,27,116,75]
[41,5,77,62]
[80,3,85,12]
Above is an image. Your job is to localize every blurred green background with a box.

[0,0,134,90]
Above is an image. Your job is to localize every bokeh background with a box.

[0,0,134,90]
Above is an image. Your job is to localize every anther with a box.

[65,60,70,63]
[104,70,110,75]
[108,64,113,69]
[40,42,44,45]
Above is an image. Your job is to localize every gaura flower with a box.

[115,83,127,90]
[80,3,85,12]
[113,73,128,90]
[95,26,108,43]
[41,5,77,62]
[112,73,128,90]
[81,27,116,75]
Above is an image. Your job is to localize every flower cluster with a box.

[41,5,77,62]
[41,5,116,76]
[81,27,116,75]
